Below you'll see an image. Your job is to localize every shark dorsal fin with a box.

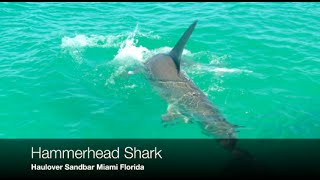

[169,20,198,73]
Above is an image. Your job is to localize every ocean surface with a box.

[0,2,319,138]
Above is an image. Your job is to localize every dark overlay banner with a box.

[0,139,319,178]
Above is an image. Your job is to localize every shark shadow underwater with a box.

[131,20,253,159]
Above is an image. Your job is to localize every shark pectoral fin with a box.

[161,104,179,122]
[162,113,193,127]
[182,116,193,124]
[161,113,181,128]
[161,112,181,122]
[161,104,194,126]
[161,107,185,128]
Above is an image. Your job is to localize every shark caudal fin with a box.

[169,20,198,73]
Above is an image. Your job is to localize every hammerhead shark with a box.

[133,20,251,158]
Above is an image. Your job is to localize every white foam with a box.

[125,84,137,89]
[61,34,124,48]
[208,85,225,92]
[104,25,150,85]
[188,63,253,75]
[60,34,124,64]
[113,26,150,62]
[209,54,231,65]
[61,26,159,50]
[211,67,253,73]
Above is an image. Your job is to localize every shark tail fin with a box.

[169,20,198,73]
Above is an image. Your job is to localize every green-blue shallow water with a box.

[0,2,319,138]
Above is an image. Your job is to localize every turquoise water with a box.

[0,2,319,138]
